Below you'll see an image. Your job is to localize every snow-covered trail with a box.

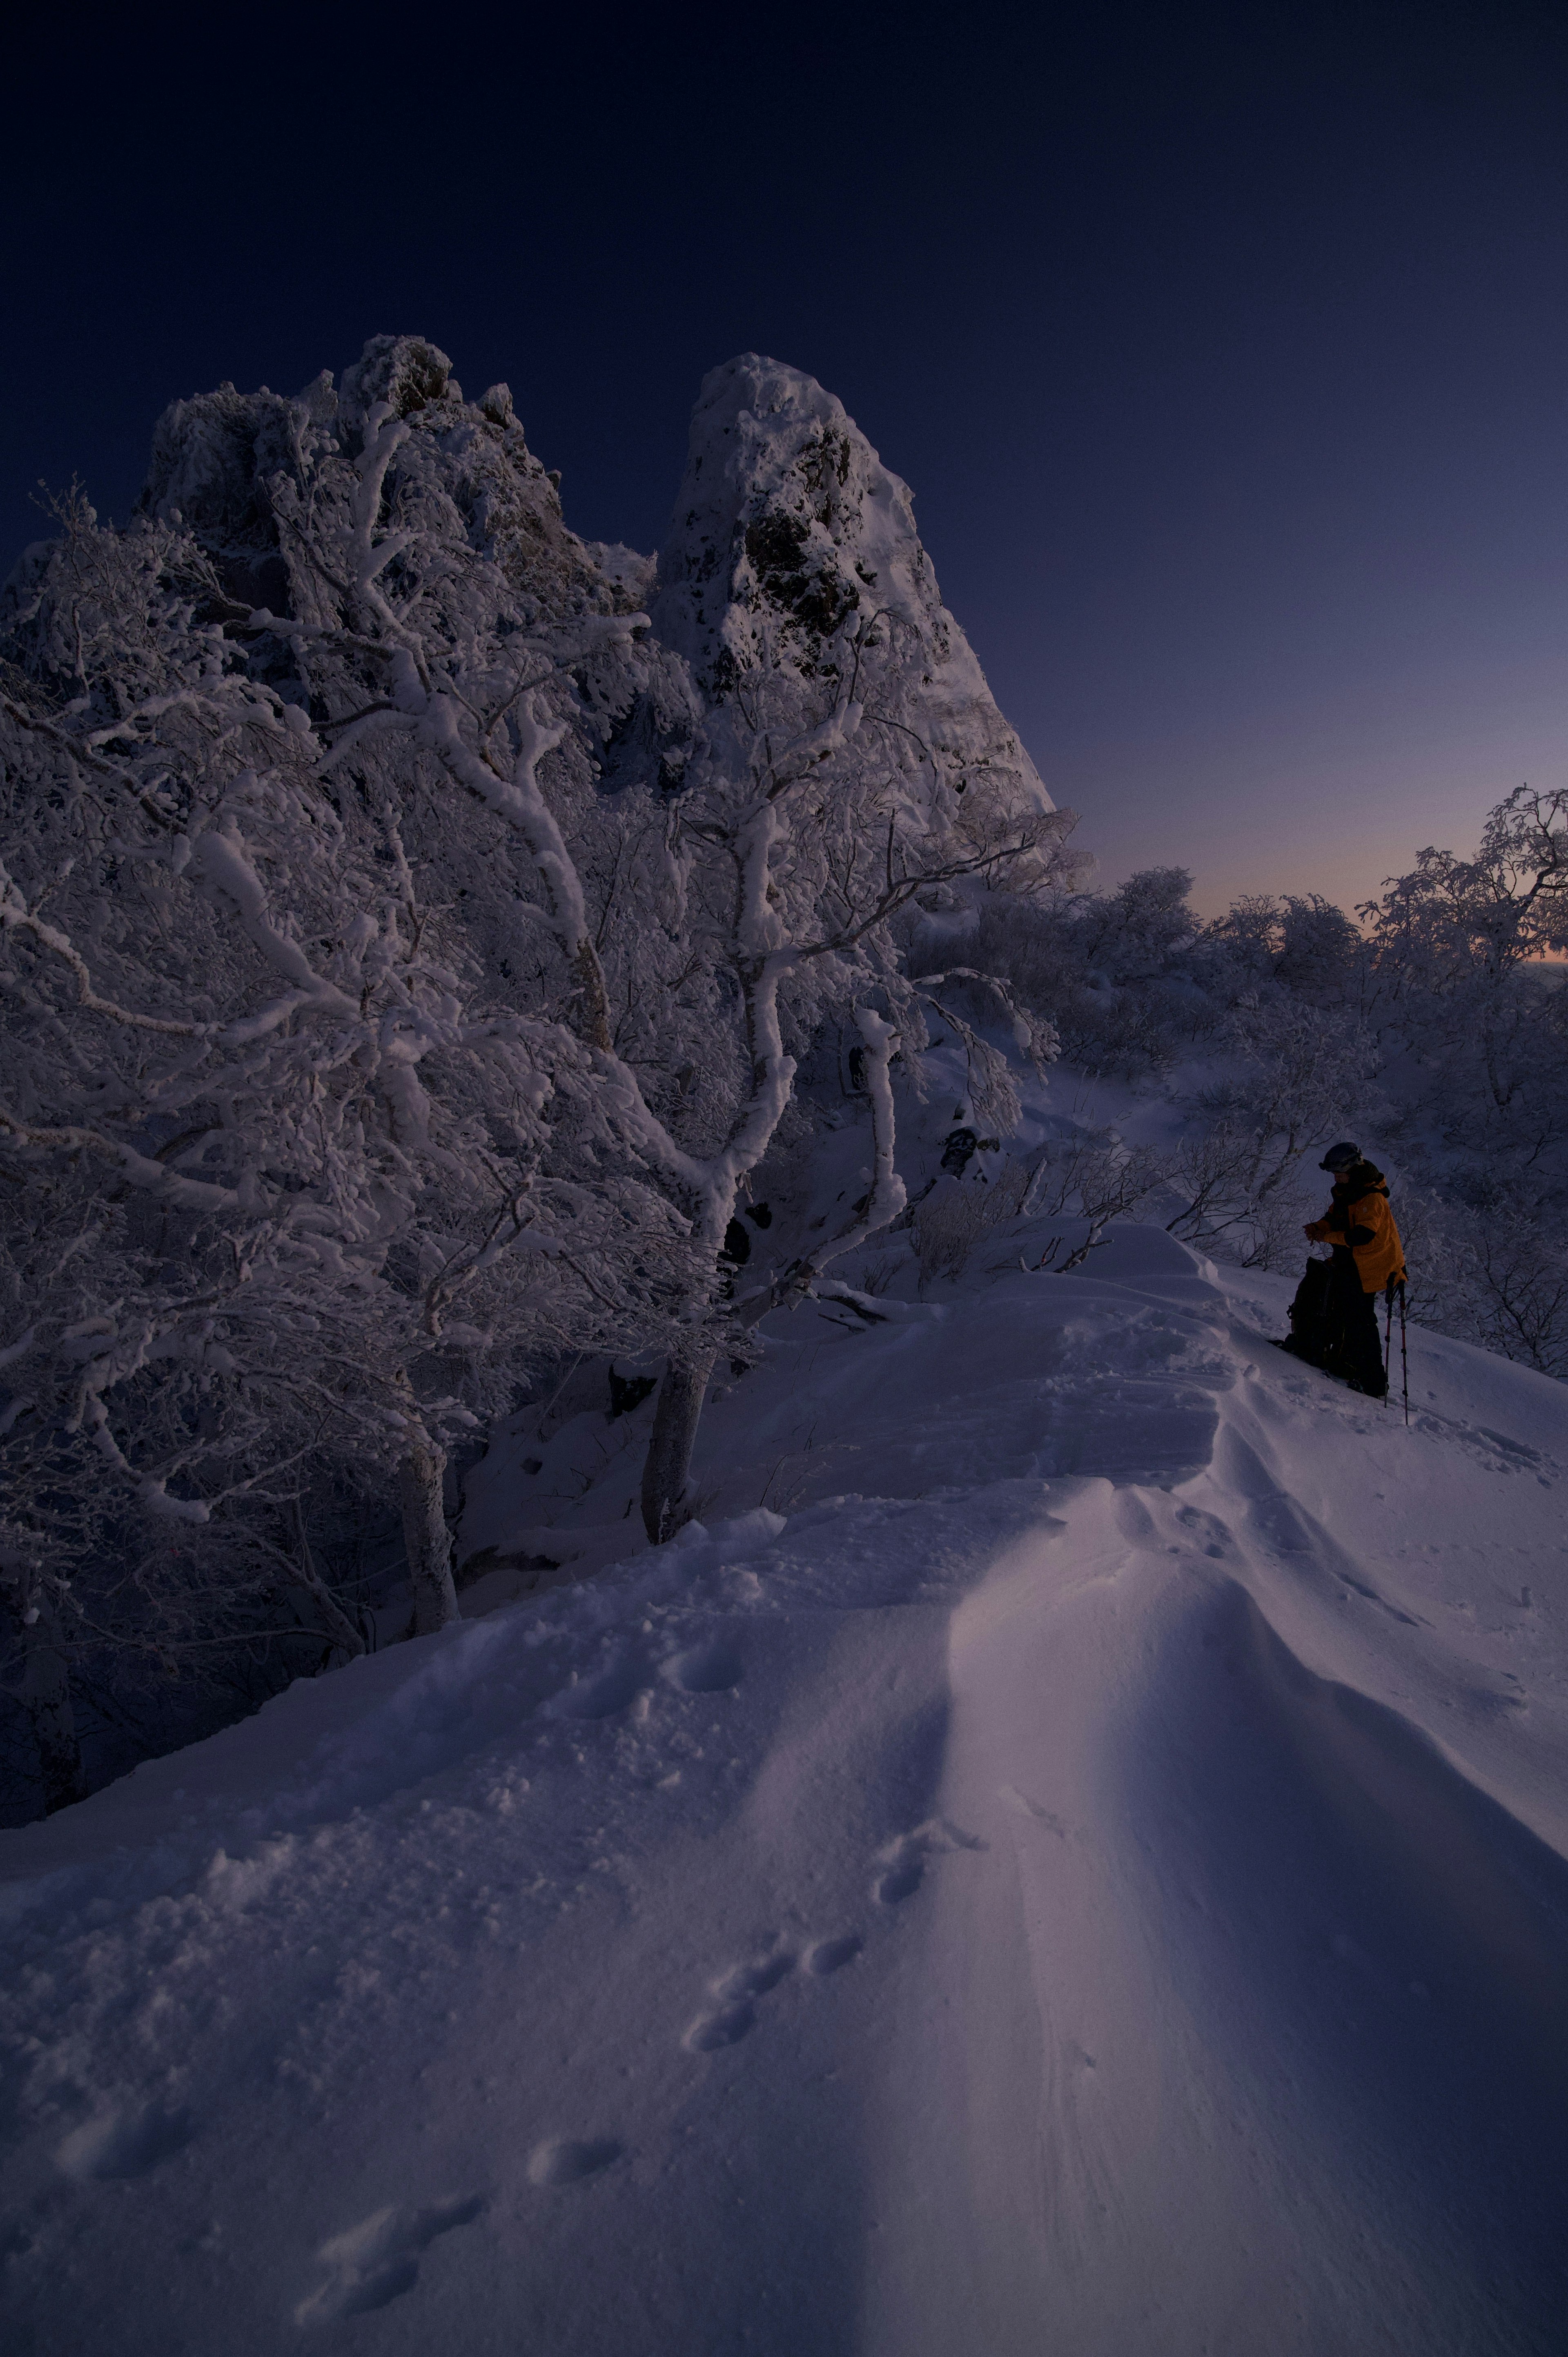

[4,1229,1567,2355]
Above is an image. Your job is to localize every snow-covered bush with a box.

[911,1161,1034,1283]
[1028,1132,1171,1240]
[1273,894,1366,1006]
[922,867,1212,1081]
[1359,786,1568,991]
[1164,1001,1381,1268]
[1401,1186,1568,1379]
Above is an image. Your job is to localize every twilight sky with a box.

[5,2,1564,915]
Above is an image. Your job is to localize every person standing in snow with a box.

[1281,1142,1405,1397]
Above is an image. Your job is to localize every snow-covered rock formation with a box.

[654,352,1052,811]
[138,332,619,630]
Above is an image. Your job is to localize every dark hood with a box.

[1332,1160,1387,1197]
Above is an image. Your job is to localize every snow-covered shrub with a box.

[1053,975,1212,1080]
[853,1250,904,1296]
[1027,1133,1171,1234]
[921,867,1212,1081]
[1359,786,1568,992]
[909,1133,1172,1286]
[1190,894,1284,997]
[1077,865,1201,977]
[1274,894,1367,1006]
[1396,1182,1568,1378]
[1166,1001,1380,1268]
[948,897,1083,1015]
[911,1160,1034,1283]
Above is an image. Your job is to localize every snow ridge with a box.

[3,1222,1568,2355]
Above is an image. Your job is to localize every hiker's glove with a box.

[1304,1220,1329,1242]
[1384,1276,1403,1303]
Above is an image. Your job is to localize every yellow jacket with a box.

[1306,1162,1405,1294]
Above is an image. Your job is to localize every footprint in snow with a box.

[684,1928,866,2046]
[547,1659,644,1720]
[805,1933,863,1975]
[719,1951,796,2000]
[685,2000,758,2052]
[294,2194,484,2325]
[874,1818,987,1907]
[56,2102,193,2181]
[662,1635,744,1693]
[684,1947,795,2050]
[876,1857,926,1905]
[528,2138,622,2186]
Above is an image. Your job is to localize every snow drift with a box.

[3,1216,1566,2354]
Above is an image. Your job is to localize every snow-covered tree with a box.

[1,335,1071,1803]
[231,343,1072,1542]
[0,356,691,1794]
[1360,786,1568,990]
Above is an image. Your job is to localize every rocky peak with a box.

[653,352,1051,812]
[652,354,912,684]
[338,333,460,426]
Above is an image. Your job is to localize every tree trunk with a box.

[287,1517,368,1665]
[640,1344,716,1545]
[399,1441,458,1633]
[20,1589,85,1815]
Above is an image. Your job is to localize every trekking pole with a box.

[1398,1279,1409,1426]
[1383,1284,1394,1407]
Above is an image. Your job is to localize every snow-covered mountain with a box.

[5,338,1568,2357]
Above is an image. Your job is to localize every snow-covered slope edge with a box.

[2,1226,1567,2355]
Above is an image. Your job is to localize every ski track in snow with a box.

[4,1226,1568,2353]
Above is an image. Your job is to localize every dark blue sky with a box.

[6,2,1565,912]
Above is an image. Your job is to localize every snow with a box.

[5,1217,1568,2353]
[653,351,1054,815]
[11,323,1564,2346]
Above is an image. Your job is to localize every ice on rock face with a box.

[652,351,1052,814]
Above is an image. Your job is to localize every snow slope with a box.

[4,1223,1568,2355]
